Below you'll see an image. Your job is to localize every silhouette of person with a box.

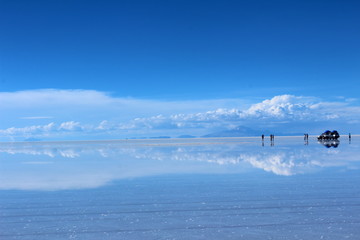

[349,133,351,144]
[270,134,274,141]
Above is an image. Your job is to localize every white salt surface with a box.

[0,137,359,239]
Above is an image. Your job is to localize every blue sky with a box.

[0,0,359,140]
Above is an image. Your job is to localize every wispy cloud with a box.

[20,116,54,120]
[0,90,359,140]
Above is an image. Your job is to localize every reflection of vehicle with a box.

[317,130,340,140]
[318,139,340,148]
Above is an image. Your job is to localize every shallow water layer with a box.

[0,137,359,239]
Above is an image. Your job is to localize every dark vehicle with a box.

[317,130,340,140]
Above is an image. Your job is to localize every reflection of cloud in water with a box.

[115,146,356,177]
[0,139,359,190]
[240,152,311,176]
[0,145,81,158]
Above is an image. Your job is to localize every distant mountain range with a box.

[24,137,42,142]
[177,135,196,138]
[202,126,301,138]
[20,127,307,142]
[202,126,266,138]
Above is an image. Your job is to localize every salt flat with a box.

[0,137,359,239]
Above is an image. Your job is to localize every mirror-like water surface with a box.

[0,137,359,239]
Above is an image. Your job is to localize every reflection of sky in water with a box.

[1,137,360,239]
[0,137,359,190]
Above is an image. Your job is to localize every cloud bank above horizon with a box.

[0,89,359,141]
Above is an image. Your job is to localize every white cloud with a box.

[0,90,359,140]
[117,95,360,133]
[0,89,112,108]
[0,123,56,136]
[59,121,83,131]
[0,89,249,125]
[241,95,316,119]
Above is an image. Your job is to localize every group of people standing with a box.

[261,134,275,141]
[261,134,275,146]
[304,134,309,140]
[260,133,353,142]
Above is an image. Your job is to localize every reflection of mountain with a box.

[0,139,359,190]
